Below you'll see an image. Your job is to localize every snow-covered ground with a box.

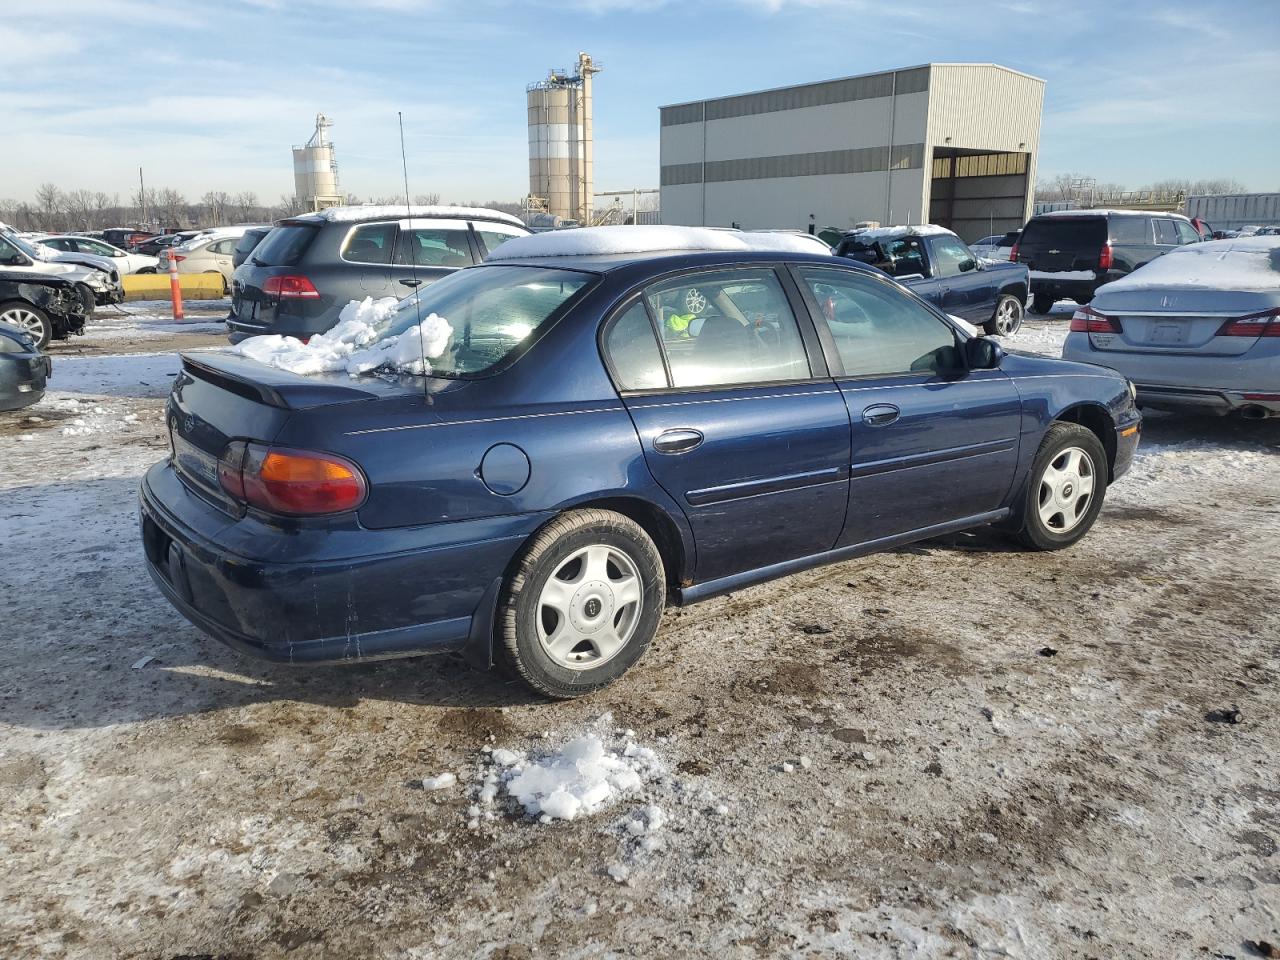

[1,310,1277,959]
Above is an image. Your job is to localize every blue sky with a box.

[6,0,1277,205]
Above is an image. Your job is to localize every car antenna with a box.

[399,111,429,396]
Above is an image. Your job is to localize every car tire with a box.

[137,267,156,275]
[497,509,666,699]
[73,283,96,316]
[0,301,52,348]
[984,294,1025,336]
[1012,422,1108,551]
[1030,293,1054,315]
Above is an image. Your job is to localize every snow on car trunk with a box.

[232,296,452,376]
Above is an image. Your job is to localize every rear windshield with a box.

[251,225,317,267]
[1020,218,1106,249]
[375,265,594,377]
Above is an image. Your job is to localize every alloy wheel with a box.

[536,543,644,670]
[0,308,44,340]
[1037,446,1096,533]
[994,297,1024,336]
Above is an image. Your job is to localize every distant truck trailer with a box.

[1184,193,1280,233]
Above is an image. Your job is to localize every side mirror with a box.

[964,335,1004,370]
[958,258,977,273]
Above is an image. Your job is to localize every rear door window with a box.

[643,268,811,388]
[881,237,928,277]
[342,222,397,264]
[473,223,528,257]
[251,225,318,266]
[1153,220,1179,245]
[394,221,473,267]
[603,302,667,391]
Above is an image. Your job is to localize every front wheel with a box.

[984,294,1025,336]
[0,301,52,348]
[497,509,666,699]
[1013,422,1108,551]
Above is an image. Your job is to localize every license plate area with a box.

[171,431,221,491]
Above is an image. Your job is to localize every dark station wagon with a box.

[141,229,1141,699]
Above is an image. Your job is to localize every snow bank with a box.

[849,224,957,241]
[294,204,524,228]
[490,225,831,260]
[471,730,664,823]
[1101,236,1280,294]
[232,296,451,377]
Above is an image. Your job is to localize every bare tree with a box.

[34,183,65,231]
[201,190,231,226]
[232,190,259,222]
[154,188,187,228]
[413,192,441,206]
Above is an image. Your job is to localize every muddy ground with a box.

[1,317,1277,959]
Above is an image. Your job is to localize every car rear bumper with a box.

[1132,385,1280,416]
[0,353,50,410]
[139,461,549,665]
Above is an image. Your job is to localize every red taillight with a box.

[218,442,366,516]
[263,275,320,299]
[1216,308,1280,337]
[170,254,186,263]
[1070,305,1122,334]
[1008,241,1019,262]
[1098,244,1113,271]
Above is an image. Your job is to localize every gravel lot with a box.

[1,309,1277,959]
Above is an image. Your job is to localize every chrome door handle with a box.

[653,428,704,454]
[862,404,900,427]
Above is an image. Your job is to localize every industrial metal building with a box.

[660,63,1044,242]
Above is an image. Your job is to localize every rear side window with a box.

[798,267,958,378]
[475,224,528,257]
[1021,218,1106,248]
[395,227,472,267]
[603,302,666,391]
[251,225,318,267]
[343,222,396,264]
[643,269,811,388]
[1153,220,1179,245]
[1109,218,1150,244]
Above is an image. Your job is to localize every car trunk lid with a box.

[167,352,414,512]
[1086,288,1279,356]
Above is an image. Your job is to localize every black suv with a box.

[226,206,530,341]
[0,272,90,347]
[1015,210,1205,314]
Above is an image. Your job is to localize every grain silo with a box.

[527,53,601,224]
[292,114,343,212]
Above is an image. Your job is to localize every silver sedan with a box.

[1062,237,1280,418]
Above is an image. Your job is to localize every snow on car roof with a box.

[293,204,525,228]
[843,224,957,241]
[1102,236,1280,294]
[1038,208,1191,220]
[489,225,832,260]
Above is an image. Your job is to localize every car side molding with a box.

[676,508,1010,605]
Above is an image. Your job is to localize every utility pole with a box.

[139,167,147,227]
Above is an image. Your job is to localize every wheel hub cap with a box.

[1037,446,1096,533]
[536,544,643,670]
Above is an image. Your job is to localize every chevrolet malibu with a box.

[140,227,1141,699]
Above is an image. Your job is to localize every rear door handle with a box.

[653,428,704,454]
[862,404,900,427]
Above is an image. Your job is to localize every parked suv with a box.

[226,205,530,341]
[1015,210,1204,314]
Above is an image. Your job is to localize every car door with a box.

[392,218,475,293]
[792,264,1022,547]
[1152,218,1180,261]
[929,234,988,322]
[602,266,851,583]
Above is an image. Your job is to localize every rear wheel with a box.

[984,294,1024,336]
[1012,422,1108,551]
[1031,293,1055,315]
[0,301,51,348]
[497,509,665,699]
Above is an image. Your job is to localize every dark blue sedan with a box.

[139,229,1141,699]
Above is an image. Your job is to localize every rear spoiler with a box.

[180,353,396,410]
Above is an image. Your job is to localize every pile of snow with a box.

[489,225,832,260]
[294,204,525,228]
[473,731,664,823]
[1101,236,1280,293]
[846,223,956,242]
[232,296,451,377]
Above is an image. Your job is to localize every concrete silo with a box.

[292,114,343,212]
[527,53,601,224]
